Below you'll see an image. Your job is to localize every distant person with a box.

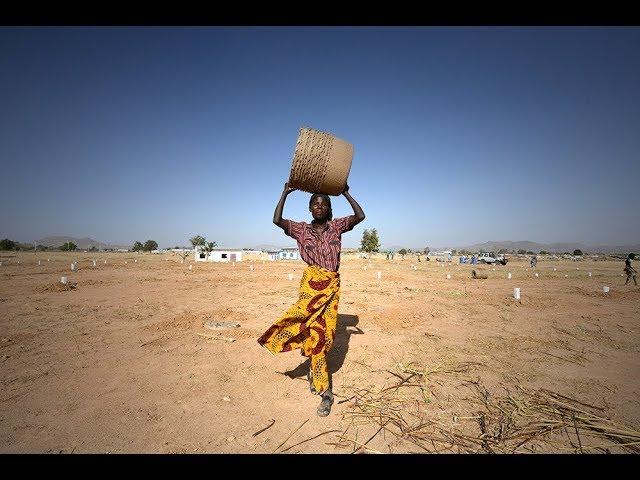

[530,255,537,268]
[417,252,421,262]
[259,182,365,417]
[624,253,637,286]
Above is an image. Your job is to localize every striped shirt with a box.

[286,217,354,272]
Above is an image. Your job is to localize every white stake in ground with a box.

[38,260,41,265]
[250,265,254,271]
[71,263,76,271]
[376,271,381,280]
[513,288,521,300]
[588,272,592,277]
[189,264,192,271]
[508,272,512,279]
[446,274,451,279]
[60,276,68,284]
[93,260,97,267]
[603,286,610,293]
[535,273,539,277]
[288,273,293,281]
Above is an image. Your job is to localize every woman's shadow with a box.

[282,314,363,380]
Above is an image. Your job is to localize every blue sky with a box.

[1,27,638,249]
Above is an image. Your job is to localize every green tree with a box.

[573,249,583,256]
[201,241,217,259]
[0,238,16,250]
[132,241,144,252]
[189,235,206,248]
[497,248,508,254]
[143,240,158,252]
[423,246,430,255]
[517,249,527,255]
[360,228,380,253]
[360,229,369,251]
[59,242,77,251]
[398,248,407,256]
[539,250,549,255]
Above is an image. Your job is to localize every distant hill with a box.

[378,241,639,254]
[249,244,286,252]
[448,240,640,254]
[36,236,129,250]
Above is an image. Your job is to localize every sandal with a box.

[317,392,334,417]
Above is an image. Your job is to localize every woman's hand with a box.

[284,182,296,194]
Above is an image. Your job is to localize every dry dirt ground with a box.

[1,252,638,453]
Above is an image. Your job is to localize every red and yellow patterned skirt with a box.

[258,264,340,395]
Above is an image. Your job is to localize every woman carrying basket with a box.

[258,182,365,417]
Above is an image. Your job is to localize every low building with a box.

[278,247,300,260]
[194,247,243,263]
[267,250,280,261]
[265,248,301,261]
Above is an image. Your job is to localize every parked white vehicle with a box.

[478,252,508,265]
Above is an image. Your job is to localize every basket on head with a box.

[288,127,353,195]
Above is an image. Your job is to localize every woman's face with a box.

[310,196,330,221]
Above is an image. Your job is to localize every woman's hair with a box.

[309,193,332,221]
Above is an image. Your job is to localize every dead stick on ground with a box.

[573,414,584,453]
[381,373,418,393]
[253,419,275,437]
[274,418,309,453]
[338,395,356,405]
[341,437,383,454]
[539,389,606,411]
[279,429,341,453]
[351,420,390,454]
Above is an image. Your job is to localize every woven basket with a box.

[288,127,353,195]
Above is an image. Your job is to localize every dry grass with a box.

[333,361,640,454]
